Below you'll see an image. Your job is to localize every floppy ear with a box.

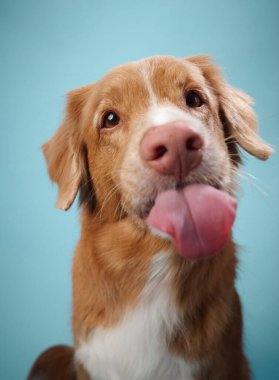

[43,84,93,210]
[187,55,273,160]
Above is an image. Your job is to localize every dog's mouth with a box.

[138,181,237,260]
[138,180,222,219]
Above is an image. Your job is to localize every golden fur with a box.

[37,55,272,380]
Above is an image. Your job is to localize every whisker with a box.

[224,135,236,143]
[95,182,122,220]
[232,167,268,197]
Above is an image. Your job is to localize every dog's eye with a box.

[185,91,204,108]
[102,111,121,129]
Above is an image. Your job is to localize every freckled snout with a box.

[140,121,204,179]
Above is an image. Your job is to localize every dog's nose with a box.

[140,121,203,179]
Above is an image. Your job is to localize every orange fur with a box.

[36,55,272,380]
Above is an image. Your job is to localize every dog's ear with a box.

[187,55,273,160]
[43,84,93,210]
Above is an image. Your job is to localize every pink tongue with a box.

[147,184,237,259]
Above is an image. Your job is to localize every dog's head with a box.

[43,55,273,222]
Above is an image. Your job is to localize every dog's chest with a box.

[75,252,196,380]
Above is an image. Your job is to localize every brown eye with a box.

[102,111,120,129]
[185,91,204,108]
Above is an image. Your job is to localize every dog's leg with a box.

[27,345,76,380]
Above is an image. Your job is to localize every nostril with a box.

[186,136,203,151]
[153,145,167,159]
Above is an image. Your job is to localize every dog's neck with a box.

[78,206,237,315]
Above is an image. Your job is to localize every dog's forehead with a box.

[138,55,204,84]
[97,56,205,101]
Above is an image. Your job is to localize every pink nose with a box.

[140,121,203,179]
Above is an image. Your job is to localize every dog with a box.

[28,55,273,380]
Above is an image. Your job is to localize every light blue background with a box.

[0,1,278,379]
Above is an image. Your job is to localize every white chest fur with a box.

[75,252,196,380]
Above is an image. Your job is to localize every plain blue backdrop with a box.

[0,1,278,379]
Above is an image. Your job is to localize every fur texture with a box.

[29,55,273,380]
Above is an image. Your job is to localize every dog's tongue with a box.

[147,184,237,259]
